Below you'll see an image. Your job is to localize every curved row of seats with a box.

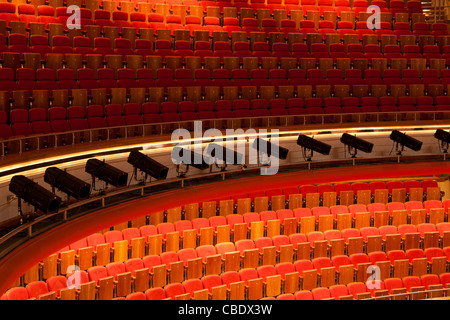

[4,96,450,136]
[1,17,449,51]
[3,35,450,65]
[2,64,450,91]
[0,0,427,17]
[3,95,450,148]
[61,221,450,255]
[0,0,434,29]
[4,251,450,300]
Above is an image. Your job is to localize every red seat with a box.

[26,281,51,299]
[37,68,59,91]
[105,262,127,281]
[421,274,440,290]
[347,281,367,299]
[201,274,223,292]
[124,258,146,277]
[117,68,138,92]
[402,276,422,292]
[10,109,32,137]
[384,278,404,294]
[182,279,204,297]
[312,287,331,300]
[0,3,19,26]
[312,257,332,273]
[58,69,79,92]
[349,253,369,268]
[114,38,134,60]
[87,266,108,285]
[145,287,166,300]
[31,35,52,59]
[3,287,29,300]
[112,10,130,31]
[49,107,70,135]
[294,290,313,300]
[329,285,350,300]
[164,283,186,299]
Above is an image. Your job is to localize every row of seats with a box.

[5,266,450,300]
[0,0,427,20]
[0,0,424,19]
[2,8,446,40]
[3,32,450,61]
[1,66,449,92]
[0,1,430,34]
[2,95,450,142]
[5,244,450,299]
[66,226,450,257]
[61,220,450,251]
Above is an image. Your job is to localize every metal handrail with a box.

[2,110,449,157]
[362,287,450,300]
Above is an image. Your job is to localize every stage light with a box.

[252,138,289,161]
[340,133,374,158]
[85,158,128,187]
[296,134,332,161]
[171,146,209,177]
[44,167,91,199]
[9,175,61,214]
[205,143,246,171]
[127,150,169,180]
[434,129,450,153]
[389,130,422,155]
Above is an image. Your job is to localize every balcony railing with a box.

[1,110,449,157]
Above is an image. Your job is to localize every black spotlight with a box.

[127,150,169,181]
[252,138,289,161]
[205,143,246,171]
[434,129,450,153]
[171,146,209,177]
[389,130,422,155]
[85,158,128,187]
[44,167,91,200]
[340,133,374,158]
[9,175,61,214]
[297,134,332,161]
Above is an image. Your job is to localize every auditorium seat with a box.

[347,282,367,299]
[294,290,313,300]
[0,3,19,26]
[312,287,331,300]
[329,285,350,300]
[2,287,29,300]
[26,281,51,299]
[384,277,403,294]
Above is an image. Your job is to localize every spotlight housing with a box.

[9,175,61,214]
[172,146,209,170]
[44,167,91,199]
[297,134,331,161]
[389,130,422,155]
[434,129,450,153]
[340,133,374,158]
[205,143,245,170]
[127,150,169,180]
[252,138,289,160]
[85,158,128,187]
